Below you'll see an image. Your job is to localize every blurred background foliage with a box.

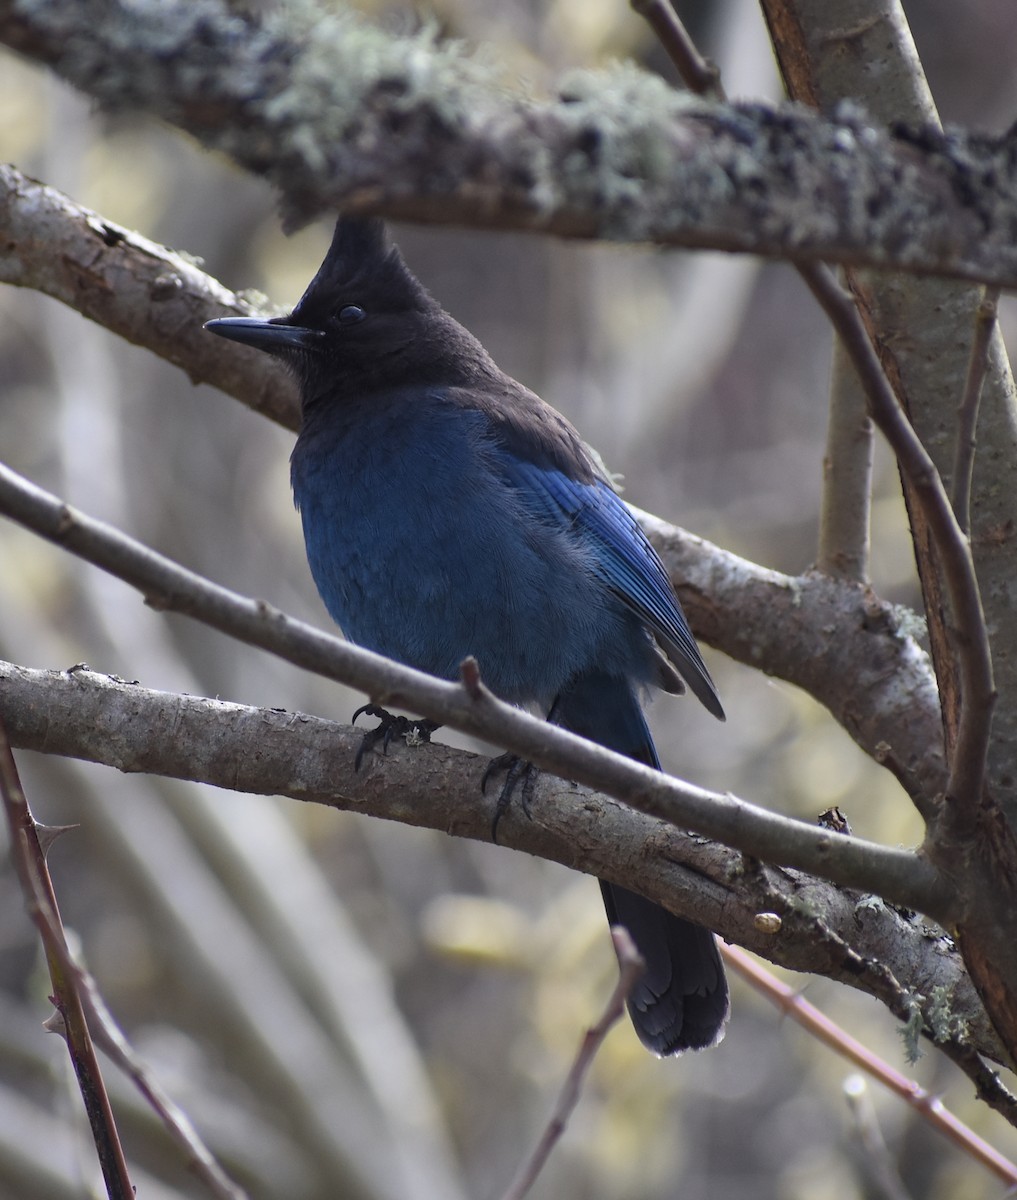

[2,1,1017,1198]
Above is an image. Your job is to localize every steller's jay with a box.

[206,218,729,1054]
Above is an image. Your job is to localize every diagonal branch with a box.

[0,720,135,1200]
[5,1,1017,284]
[498,928,646,1200]
[631,2,877,590]
[798,266,995,832]
[0,464,948,917]
[0,163,299,431]
[725,945,1017,1170]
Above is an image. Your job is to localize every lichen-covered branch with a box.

[4,0,1017,284]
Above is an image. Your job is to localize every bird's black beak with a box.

[204,316,324,356]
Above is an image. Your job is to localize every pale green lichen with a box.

[889,603,929,643]
[925,984,969,1044]
[9,0,863,245]
[897,992,925,1063]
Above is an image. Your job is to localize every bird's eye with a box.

[337,305,366,325]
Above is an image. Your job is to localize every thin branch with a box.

[951,288,1001,536]
[629,0,726,100]
[818,325,875,580]
[798,265,996,826]
[724,945,1017,1179]
[4,661,1002,1060]
[760,0,1017,841]
[0,720,135,1200]
[498,928,645,1200]
[630,3,876,586]
[80,974,249,1200]
[4,2,1017,283]
[934,1037,1017,1131]
[0,465,950,916]
[843,1077,914,1200]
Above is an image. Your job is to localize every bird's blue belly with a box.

[290,402,651,707]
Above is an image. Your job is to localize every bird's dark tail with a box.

[549,672,729,1054]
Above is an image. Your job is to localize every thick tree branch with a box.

[0,163,299,431]
[640,513,946,812]
[0,464,947,917]
[762,0,1017,1067]
[0,166,948,812]
[4,1,1017,284]
[1,661,1000,1064]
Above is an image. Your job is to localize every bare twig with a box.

[80,974,249,1200]
[951,288,1001,536]
[498,928,645,1200]
[723,945,1017,1183]
[843,1076,914,1200]
[0,720,135,1200]
[629,0,725,100]
[0,466,950,916]
[638,0,990,837]
[933,1037,1017,1128]
[818,322,875,580]
[632,0,880,588]
[798,265,995,825]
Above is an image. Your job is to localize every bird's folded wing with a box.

[497,456,724,720]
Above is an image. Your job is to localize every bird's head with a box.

[205,217,477,402]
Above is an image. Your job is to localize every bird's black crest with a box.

[291,216,432,320]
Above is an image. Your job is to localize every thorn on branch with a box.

[36,822,79,856]
[459,655,484,699]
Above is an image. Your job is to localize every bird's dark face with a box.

[205,217,441,400]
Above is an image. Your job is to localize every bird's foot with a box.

[352,704,439,770]
[482,754,542,842]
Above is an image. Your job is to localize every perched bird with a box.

[206,218,729,1053]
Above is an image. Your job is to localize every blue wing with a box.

[500,456,724,720]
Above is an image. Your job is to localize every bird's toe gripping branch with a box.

[482,753,542,842]
[351,704,439,769]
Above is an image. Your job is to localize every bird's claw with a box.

[482,753,541,842]
[352,704,438,770]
